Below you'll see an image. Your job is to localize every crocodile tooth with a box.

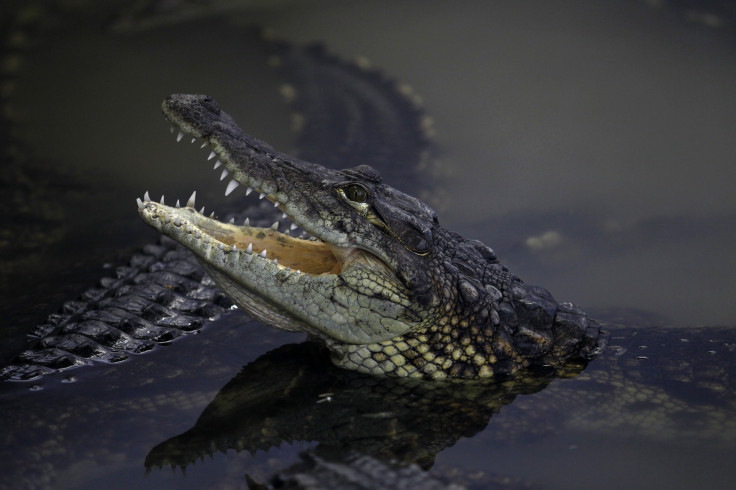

[290,223,298,230]
[246,243,253,253]
[296,270,301,275]
[213,159,223,169]
[136,198,144,209]
[160,195,165,205]
[209,212,215,218]
[220,168,229,181]
[244,218,250,226]
[270,221,279,230]
[176,131,184,142]
[144,191,151,202]
[260,249,267,258]
[245,187,253,196]
[232,244,237,251]
[190,137,196,144]
[281,212,288,219]
[274,201,280,207]
[207,151,216,160]
[284,229,290,235]
[169,125,174,134]
[225,179,239,196]
[200,141,208,149]
[199,206,205,214]
[187,191,197,208]
[228,217,235,224]
[272,258,278,265]
[217,243,223,250]
[174,217,181,227]
[176,199,180,208]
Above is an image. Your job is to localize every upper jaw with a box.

[140,94,350,279]
[156,94,412,284]
[160,94,351,250]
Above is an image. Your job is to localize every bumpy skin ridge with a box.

[330,228,601,380]
[0,239,232,381]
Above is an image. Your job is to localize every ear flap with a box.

[372,200,432,254]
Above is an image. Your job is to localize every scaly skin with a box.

[138,94,601,380]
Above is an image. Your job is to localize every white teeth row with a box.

[139,191,307,234]
[173,127,281,205]
[140,197,301,274]
[141,125,314,238]
[138,188,311,236]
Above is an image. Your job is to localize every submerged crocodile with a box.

[137,94,602,380]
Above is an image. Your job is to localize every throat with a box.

[201,221,342,275]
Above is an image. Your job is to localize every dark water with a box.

[1,1,735,488]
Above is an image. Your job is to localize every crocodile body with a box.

[137,96,600,380]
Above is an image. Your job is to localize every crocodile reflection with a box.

[145,341,588,472]
[146,326,736,485]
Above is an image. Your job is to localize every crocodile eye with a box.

[344,184,368,203]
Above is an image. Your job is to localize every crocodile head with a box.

[138,94,600,379]
[139,94,440,346]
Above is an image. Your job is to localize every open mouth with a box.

[136,95,419,346]
[137,126,350,279]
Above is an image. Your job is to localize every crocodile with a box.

[137,94,601,380]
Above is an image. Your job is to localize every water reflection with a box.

[146,341,584,485]
[143,327,736,487]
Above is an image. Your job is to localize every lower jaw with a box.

[202,263,314,335]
